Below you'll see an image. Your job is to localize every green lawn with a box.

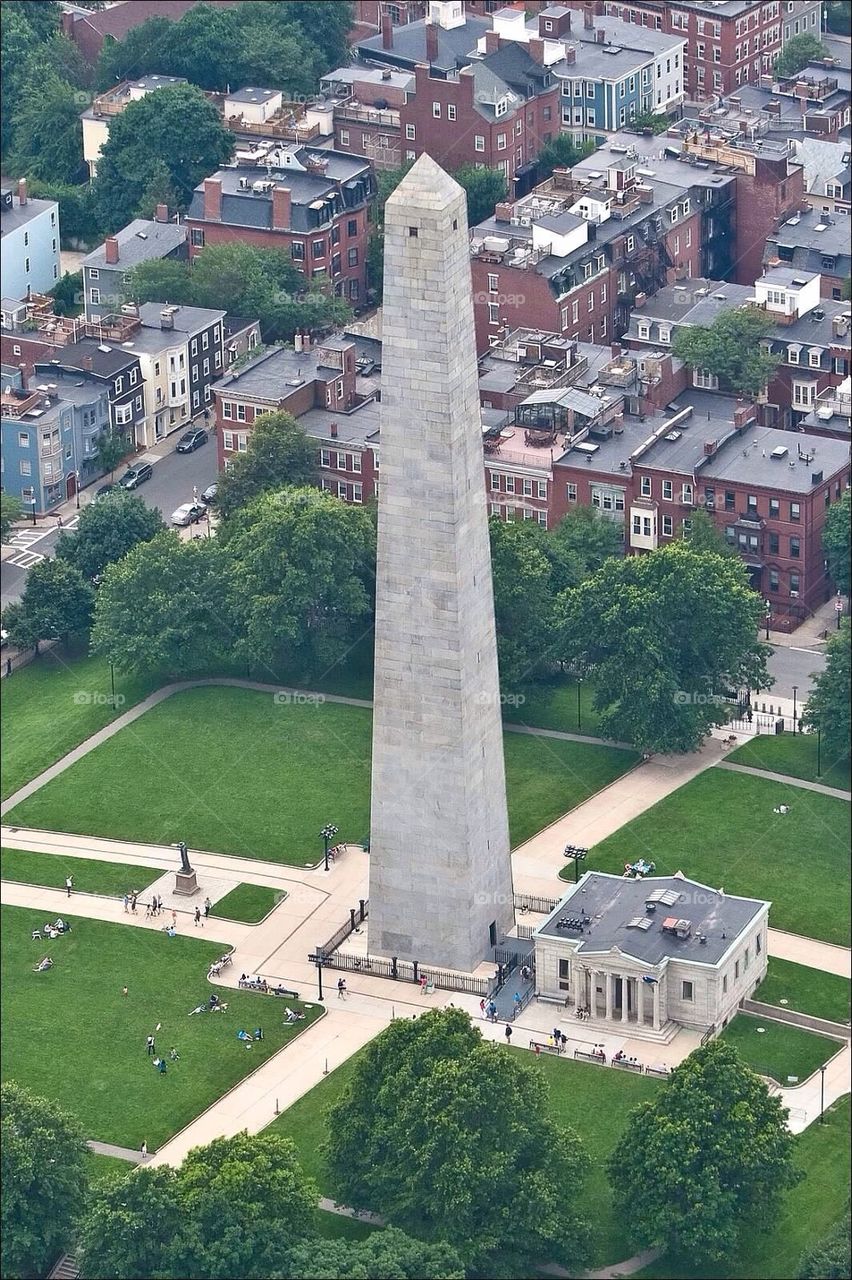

[640,1095,851,1279]
[503,675,605,738]
[5,686,637,865]
[1,848,159,898]
[210,884,285,924]
[268,1043,660,1267]
[584,769,851,946]
[0,906,322,1150]
[0,646,162,802]
[720,1014,840,1084]
[86,1152,135,1185]
[753,958,851,1026]
[728,733,851,793]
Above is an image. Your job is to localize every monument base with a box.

[174,870,199,896]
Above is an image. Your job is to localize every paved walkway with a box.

[768,928,852,979]
[87,1140,140,1163]
[767,596,846,649]
[716,760,851,801]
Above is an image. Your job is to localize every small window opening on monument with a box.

[408,226,418,237]
[452,218,458,229]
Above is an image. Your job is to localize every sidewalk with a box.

[767,596,846,649]
[716,760,851,801]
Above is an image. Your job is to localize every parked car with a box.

[176,428,208,454]
[201,482,218,505]
[171,502,207,527]
[118,462,153,490]
[94,483,120,500]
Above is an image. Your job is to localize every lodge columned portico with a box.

[573,963,663,1031]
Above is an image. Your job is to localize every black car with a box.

[201,482,218,506]
[176,428,208,454]
[118,462,153,490]
[94,483,120,501]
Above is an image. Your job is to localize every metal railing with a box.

[318,898,368,959]
[319,949,496,997]
[515,892,560,916]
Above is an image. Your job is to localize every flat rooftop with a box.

[537,872,767,967]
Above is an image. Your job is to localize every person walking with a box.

[123,893,129,913]
[479,998,486,1019]
[194,906,201,928]
[204,896,211,918]
[130,893,137,914]
[122,985,128,997]
[146,1035,155,1056]
[141,1141,148,1160]
[337,978,347,999]
[65,876,73,898]
[171,910,177,929]
[505,1024,513,1045]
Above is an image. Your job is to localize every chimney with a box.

[528,38,546,65]
[484,31,501,54]
[634,291,647,307]
[381,12,393,49]
[563,44,576,65]
[584,5,594,30]
[832,314,850,339]
[330,422,339,439]
[272,185,291,230]
[18,363,28,389]
[703,440,717,456]
[610,341,622,358]
[204,177,222,222]
[17,178,27,207]
[104,237,119,265]
[595,27,606,44]
[155,203,169,223]
[82,355,94,372]
[734,403,753,428]
[160,308,174,330]
[494,202,513,222]
[425,20,439,63]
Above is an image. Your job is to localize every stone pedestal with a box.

[174,870,198,896]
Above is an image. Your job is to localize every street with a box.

[1,437,219,609]
[765,642,826,702]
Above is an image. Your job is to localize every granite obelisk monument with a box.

[368,154,515,973]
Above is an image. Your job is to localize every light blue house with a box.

[0,181,60,300]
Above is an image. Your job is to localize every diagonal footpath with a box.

[716,759,851,801]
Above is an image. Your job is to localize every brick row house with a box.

[185,145,376,308]
[622,270,852,431]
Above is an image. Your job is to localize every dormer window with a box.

[787,345,800,364]
[658,325,671,343]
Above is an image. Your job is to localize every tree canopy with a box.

[216,411,316,520]
[91,532,235,678]
[325,1008,591,1272]
[454,164,508,226]
[55,491,164,581]
[223,487,375,679]
[489,518,560,686]
[559,540,770,751]
[279,1228,465,1280]
[797,1206,852,1279]
[547,505,623,591]
[2,557,94,649]
[822,488,850,596]
[608,1040,802,1263]
[672,309,781,397]
[803,619,850,764]
[93,84,233,232]
[774,33,828,78]
[535,135,597,181]
[1,493,22,543]
[1,1080,89,1280]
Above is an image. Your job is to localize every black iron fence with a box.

[515,892,560,916]
[318,898,368,958]
[320,949,495,997]
[516,923,536,940]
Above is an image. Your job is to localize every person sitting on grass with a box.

[33,956,53,973]
[189,1003,207,1016]
[211,1002,228,1014]
[169,1047,180,1061]
[237,1030,253,1048]
[155,1058,167,1074]
[53,918,69,933]
[283,1007,305,1023]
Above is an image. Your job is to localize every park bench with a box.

[573,1048,607,1065]
[270,986,300,999]
[644,1064,671,1079]
[611,1057,644,1073]
[529,1039,564,1055]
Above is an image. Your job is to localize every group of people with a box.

[236,1028,263,1048]
[479,999,499,1022]
[612,1049,642,1068]
[574,1005,592,1020]
[32,917,70,942]
[549,1029,568,1052]
[239,974,268,992]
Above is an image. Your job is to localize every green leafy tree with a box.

[128,258,195,308]
[826,2,851,35]
[95,18,176,91]
[94,84,232,231]
[216,412,316,520]
[608,1040,802,1263]
[366,160,414,294]
[1,1081,88,1279]
[173,1133,317,1279]
[50,270,83,317]
[797,1205,852,1279]
[27,178,100,244]
[489,518,559,686]
[454,164,507,226]
[91,532,235,677]
[325,1008,591,1273]
[774,33,828,77]
[682,508,737,557]
[822,488,850,595]
[803,620,850,764]
[4,1,62,43]
[56,491,163,581]
[672,308,781,397]
[279,1228,465,1280]
[559,540,770,751]
[94,430,130,479]
[224,487,375,677]
[536,134,597,181]
[76,1165,182,1280]
[1,5,42,155]
[1,493,22,542]
[546,505,623,592]
[8,70,86,183]
[3,557,94,647]
[630,109,670,134]
[135,160,181,224]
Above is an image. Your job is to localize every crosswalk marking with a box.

[7,549,44,569]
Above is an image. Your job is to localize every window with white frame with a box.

[222,401,233,419]
[662,479,673,500]
[432,102,441,118]
[694,368,719,389]
[488,302,499,325]
[808,350,821,367]
[474,135,485,152]
[405,124,415,139]
[223,431,234,450]
[566,482,577,502]
[626,235,635,251]
[640,476,652,497]
[658,325,671,343]
[662,514,673,536]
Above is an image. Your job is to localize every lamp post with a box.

[30,496,37,526]
[573,846,587,883]
[764,598,771,641]
[577,676,583,731]
[75,471,81,511]
[319,823,338,872]
[819,1063,826,1123]
[792,685,798,735]
[316,950,325,1001]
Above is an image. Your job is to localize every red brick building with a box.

[61,0,240,65]
[185,146,376,306]
[565,1,822,102]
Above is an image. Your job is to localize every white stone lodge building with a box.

[534,872,769,1040]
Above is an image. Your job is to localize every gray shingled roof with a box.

[81,219,187,269]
